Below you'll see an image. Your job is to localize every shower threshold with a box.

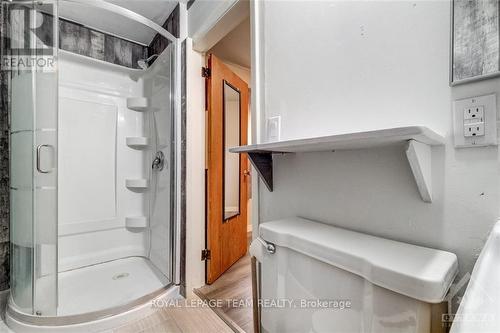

[58,256,169,316]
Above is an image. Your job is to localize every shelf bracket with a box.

[247,152,274,192]
[405,140,432,203]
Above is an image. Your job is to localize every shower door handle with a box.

[36,144,53,174]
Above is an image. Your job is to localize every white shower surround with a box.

[57,48,173,280]
[58,51,150,272]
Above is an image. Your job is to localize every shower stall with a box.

[2,0,180,327]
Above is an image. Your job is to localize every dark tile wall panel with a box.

[148,4,180,58]
[187,0,196,10]
[0,242,9,290]
[36,14,147,69]
[103,34,147,68]
[58,18,146,68]
[179,39,186,297]
[0,2,11,291]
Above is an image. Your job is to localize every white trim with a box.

[185,38,206,296]
[178,2,188,41]
[59,50,141,75]
[58,218,122,236]
[188,0,249,52]
[250,0,264,240]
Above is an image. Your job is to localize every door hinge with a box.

[201,249,211,261]
[201,67,211,78]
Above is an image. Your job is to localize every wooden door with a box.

[206,54,249,284]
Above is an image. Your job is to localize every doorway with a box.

[193,15,254,333]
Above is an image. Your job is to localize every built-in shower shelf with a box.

[127,97,149,111]
[229,126,445,203]
[125,216,148,229]
[126,137,150,148]
[126,179,150,189]
[126,97,158,112]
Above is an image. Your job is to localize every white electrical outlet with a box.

[464,123,485,137]
[463,106,484,121]
[453,94,497,148]
[267,116,281,142]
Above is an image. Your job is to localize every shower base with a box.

[6,256,179,333]
[6,286,181,333]
[58,256,169,316]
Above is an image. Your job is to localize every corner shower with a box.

[2,0,180,327]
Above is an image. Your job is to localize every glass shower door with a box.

[147,42,176,283]
[4,0,59,316]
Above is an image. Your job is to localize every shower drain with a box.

[112,272,130,280]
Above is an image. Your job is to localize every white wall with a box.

[257,0,500,299]
[208,17,251,68]
[225,61,251,85]
[189,0,248,52]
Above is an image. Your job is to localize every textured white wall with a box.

[258,0,500,296]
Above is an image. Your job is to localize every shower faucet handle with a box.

[152,151,165,171]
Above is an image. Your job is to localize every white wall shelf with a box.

[229,126,445,202]
[126,97,158,112]
[126,137,150,148]
[125,216,148,229]
[127,97,149,111]
[125,179,150,189]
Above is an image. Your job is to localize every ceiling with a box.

[209,16,250,68]
[59,0,179,45]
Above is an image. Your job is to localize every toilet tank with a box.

[252,217,458,333]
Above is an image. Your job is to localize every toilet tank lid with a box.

[260,217,458,303]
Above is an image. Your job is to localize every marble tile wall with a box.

[148,4,180,58]
[34,13,148,69]
[179,39,186,297]
[0,73,9,291]
[0,3,11,292]
[59,19,147,69]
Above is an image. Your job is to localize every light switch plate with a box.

[453,94,497,148]
[267,116,281,142]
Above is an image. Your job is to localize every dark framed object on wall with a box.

[451,0,500,85]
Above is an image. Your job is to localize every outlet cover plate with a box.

[267,116,281,142]
[453,94,497,148]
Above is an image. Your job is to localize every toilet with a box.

[250,217,458,333]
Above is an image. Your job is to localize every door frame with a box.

[184,0,264,293]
